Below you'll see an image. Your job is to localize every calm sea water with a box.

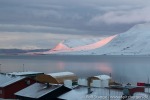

[0,55,150,84]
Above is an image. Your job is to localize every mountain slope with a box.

[41,23,150,55]
[63,38,102,48]
[67,23,150,55]
[43,36,117,54]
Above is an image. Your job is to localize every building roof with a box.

[48,72,78,84]
[48,72,75,77]
[8,71,44,76]
[0,73,25,87]
[36,72,78,84]
[92,75,111,80]
[15,83,63,98]
[59,86,123,100]
[35,74,59,84]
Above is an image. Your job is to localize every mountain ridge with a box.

[68,23,150,55]
[42,23,150,55]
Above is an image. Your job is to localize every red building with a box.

[0,73,36,99]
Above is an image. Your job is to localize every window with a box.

[25,80,31,85]
[0,90,2,94]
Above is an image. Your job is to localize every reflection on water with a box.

[57,61,65,70]
[95,63,112,73]
[0,55,150,84]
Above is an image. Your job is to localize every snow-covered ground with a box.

[59,86,150,100]
[59,86,123,100]
[42,23,150,55]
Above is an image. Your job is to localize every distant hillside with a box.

[39,23,150,55]
[0,49,49,55]
[42,35,116,54]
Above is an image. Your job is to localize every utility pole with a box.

[0,64,1,73]
[109,73,111,100]
[148,76,149,93]
[23,64,24,72]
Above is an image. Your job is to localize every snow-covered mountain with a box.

[43,36,117,54]
[43,23,150,55]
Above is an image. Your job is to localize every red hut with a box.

[0,73,35,99]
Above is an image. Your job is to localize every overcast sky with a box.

[0,0,150,49]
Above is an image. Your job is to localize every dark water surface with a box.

[0,55,150,84]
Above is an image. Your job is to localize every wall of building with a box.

[0,88,5,98]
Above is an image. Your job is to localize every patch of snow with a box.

[63,38,102,48]
[8,71,44,76]
[48,72,75,77]
[59,86,123,100]
[94,75,111,80]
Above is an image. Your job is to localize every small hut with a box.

[0,73,35,99]
[89,75,111,87]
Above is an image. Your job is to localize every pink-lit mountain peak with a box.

[51,42,70,51]
[44,35,117,54]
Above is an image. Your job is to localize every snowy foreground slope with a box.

[43,23,150,55]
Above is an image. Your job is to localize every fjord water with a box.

[0,55,149,84]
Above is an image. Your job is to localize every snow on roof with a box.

[15,83,62,98]
[94,75,111,80]
[8,71,44,76]
[48,72,75,77]
[0,74,25,87]
[59,86,123,100]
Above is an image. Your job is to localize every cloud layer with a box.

[0,32,97,49]
[90,7,150,24]
[0,0,150,49]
